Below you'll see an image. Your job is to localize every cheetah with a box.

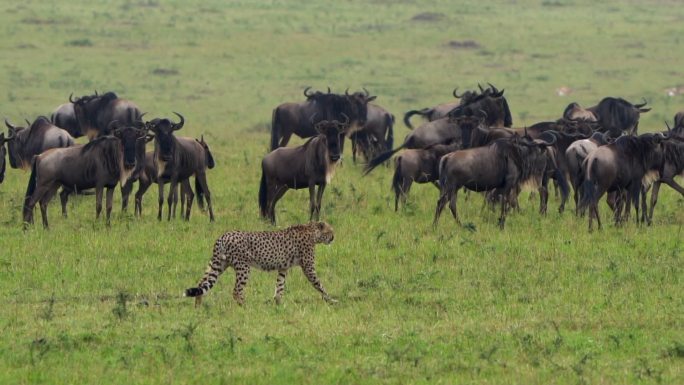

[185,221,336,306]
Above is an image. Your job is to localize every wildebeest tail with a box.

[363,144,404,175]
[438,155,449,193]
[196,177,205,210]
[185,252,226,298]
[23,158,38,215]
[270,108,281,150]
[402,108,430,129]
[391,156,403,197]
[385,114,395,151]
[579,159,598,212]
[258,170,268,218]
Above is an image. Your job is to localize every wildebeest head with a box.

[110,121,147,169]
[314,114,348,162]
[70,92,119,137]
[346,88,376,128]
[562,102,598,122]
[448,84,512,127]
[0,132,11,183]
[4,119,28,169]
[196,135,215,169]
[453,112,486,148]
[148,112,184,162]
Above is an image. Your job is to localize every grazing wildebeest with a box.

[644,131,684,224]
[0,132,11,184]
[392,142,459,211]
[51,103,82,138]
[433,135,555,229]
[70,91,143,139]
[402,87,479,129]
[259,117,346,225]
[147,113,215,222]
[23,125,146,228]
[579,133,668,231]
[565,131,614,213]
[270,87,372,150]
[350,103,394,163]
[563,97,650,136]
[5,117,75,170]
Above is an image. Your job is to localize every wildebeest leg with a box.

[59,188,71,218]
[95,186,104,220]
[157,182,165,221]
[136,178,151,217]
[315,184,326,220]
[498,191,508,229]
[613,190,625,226]
[539,174,549,216]
[648,181,661,224]
[121,179,133,212]
[662,177,684,197]
[183,179,194,220]
[39,184,60,229]
[168,180,178,221]
[269,185,287,225]
[279,132,293,148]
[433,190,450,227]
[105,186,115,226]
[448,188,461,225]
[195,173,214,222]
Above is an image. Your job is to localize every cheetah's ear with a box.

[316,221,325,230]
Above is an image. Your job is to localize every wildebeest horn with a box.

[634,98,648,108]
[479,109,488,119]
[94,90,99,97]
[4,119,16,131]
[363,87,370,97]
[172,112,185,130]
[327,86,331,94]
[339,113,350,126]
[25,119,31,127]
[453,87,462,98]
[310,113,317,125]
[488,82,498,94]
[345,87,349,96]
[303,86,312,98]
[524,126,529,138]
[541,134,557,146]
[69,93,75,103]
[665,120,672,132]
[108,120,120,133]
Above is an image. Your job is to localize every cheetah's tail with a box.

[184,264,221,298]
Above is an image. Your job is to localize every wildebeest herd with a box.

[2,85,683,232]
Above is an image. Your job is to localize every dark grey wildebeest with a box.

[51,102,82,138]
[391,142,460,211]
[270,87,372,150]
[350,103,394,164]
[259,117,347,225]
[433,135,555,229]
[23,125,146,228]
[643,129,684,224]
[5,117,75,170]
[147,113,215,222]
[0,132,11,184]
[70,91,142,139]
[563,97,650,136]
[402,85,493,129]
[579,133,669,231]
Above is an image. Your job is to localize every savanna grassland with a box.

[0,0,682,384]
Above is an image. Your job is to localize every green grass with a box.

[0,0,683,384]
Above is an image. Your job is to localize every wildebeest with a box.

[402,87,478,129]
[392,143,459,211]
[563,97,650,136]
[644,133,684,224]
[5,117,75,170]
[270,87,372,150]
[447,84,512,128]
[672,111,684,137]
[433,135,555,229]
[147,113,215,222]
[579,133,668,231]
[565,132,614,213]
[23,124,146,228]
[0,132,10,184]
[51,103,82,138]
[70,91,143,139]
[259,117,346,225]
[350,103,394,163]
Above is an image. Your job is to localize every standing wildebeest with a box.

[579,133,668,231]
[70,91,142,139]
[433,135,555,229]
[259,117,346,225]
[364,85,513,174]
[5,117,75,170]
[565,131,613,213]
[350,103,394,163]
[402,87,478,129]
[644,131,684,224]
[147,113,215,222]
[392,142,459,211]
[563,97,650,136]
[51,103,82,138]
[23,125,146,228]
[270,87,371,150]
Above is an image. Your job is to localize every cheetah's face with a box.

[313,221,334,244]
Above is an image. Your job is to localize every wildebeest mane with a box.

[663,139,684,170]
[81,136,121,179]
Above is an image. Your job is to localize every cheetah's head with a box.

[312,221,334,244]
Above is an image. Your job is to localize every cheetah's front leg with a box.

[301,258,336,303]
[233,262,251,306]
[273,269,288,305]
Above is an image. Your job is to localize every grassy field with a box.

[0,0,683,383]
